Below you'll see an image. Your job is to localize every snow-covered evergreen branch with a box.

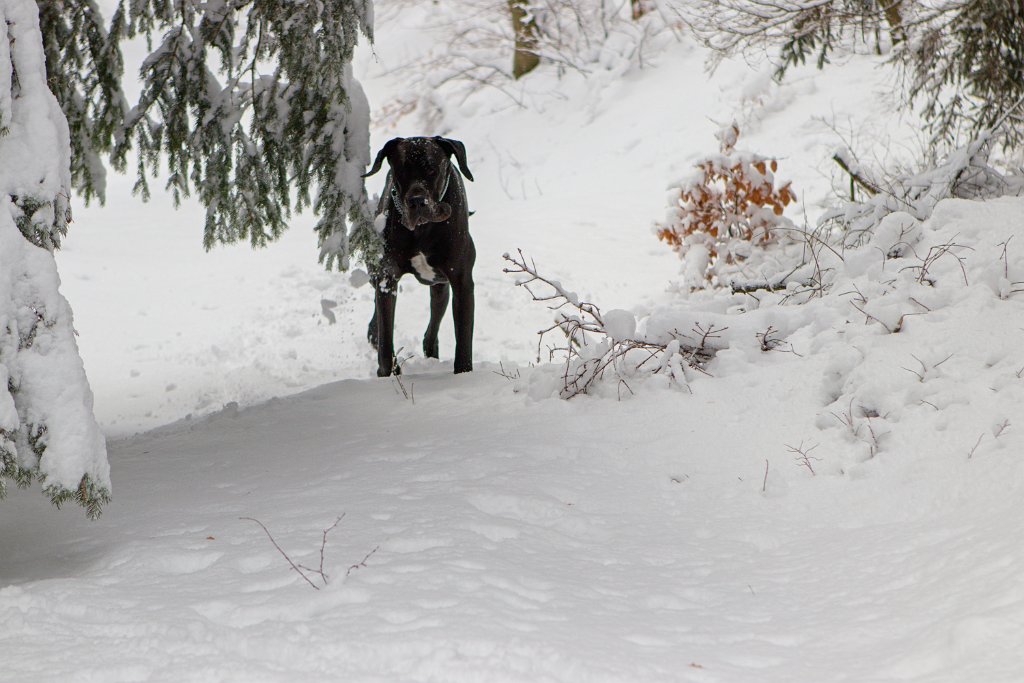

[108,0,375,269]
[0,0,110,517]
[38,0,129,207]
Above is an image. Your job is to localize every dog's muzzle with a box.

[396,196,450,230]
[392,168,453,230]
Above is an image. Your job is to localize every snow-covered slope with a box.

[3,3,1024,681]
[3,313,1024,681]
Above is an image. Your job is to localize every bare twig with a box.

[830,398,886,456]
[967,433,984,459]
[908,296,931,312]
[901,355,928,381]
[761,458,769,493]
[999,236,1013,281]
[346,545,380,577]
[617,379,634,401]
[899,237,972,286]
[756,326,802,356]
[503,249,603,323]
[901,353,953,381]
[241,515,350,590]
[787,441,821,476]
[849,299,895,332]
[310,515,344,582]
[692,322,727,351]
[830,397,862,437]
[493,362,522,381]
[391,353,415,403]
[864,418,882,458]
[241,517,322,590]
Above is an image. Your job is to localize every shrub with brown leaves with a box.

[657,124,796,288]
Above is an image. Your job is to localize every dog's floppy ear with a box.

[363,138,403,178]
[433,136,474,182]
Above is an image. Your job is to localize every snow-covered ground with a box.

[3,4,1024,681]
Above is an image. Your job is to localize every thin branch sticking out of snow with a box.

[787,441,821,476]
[241,515,347,590]
[346,546,381,578]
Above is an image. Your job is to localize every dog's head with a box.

[363,136,474,230]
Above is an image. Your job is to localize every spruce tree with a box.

[112,0,377,268]
[896,0,1024,151]
[1,0,111,518]
[39,0,378,268]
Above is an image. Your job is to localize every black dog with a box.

[362,136,476,377]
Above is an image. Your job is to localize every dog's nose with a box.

[408,194,428,208]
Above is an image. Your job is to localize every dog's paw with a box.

[423,337,439,359]
[378,359,402,377]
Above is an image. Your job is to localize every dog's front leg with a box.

[423,283,450,359]
[450,274,474,374]
[374,280,399,377]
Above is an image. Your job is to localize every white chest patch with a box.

[411,253,439,282]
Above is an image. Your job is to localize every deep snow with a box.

[3,2,1024,681]
[5,356,1024,682]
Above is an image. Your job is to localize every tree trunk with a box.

[881,0,906,44]
[509,0,540,79]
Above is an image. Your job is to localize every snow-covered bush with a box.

[823,134,1024,247]
[503,251,722,398]
[655,124,797,289]
[507,127,1024,405]
[0,0,110,517]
